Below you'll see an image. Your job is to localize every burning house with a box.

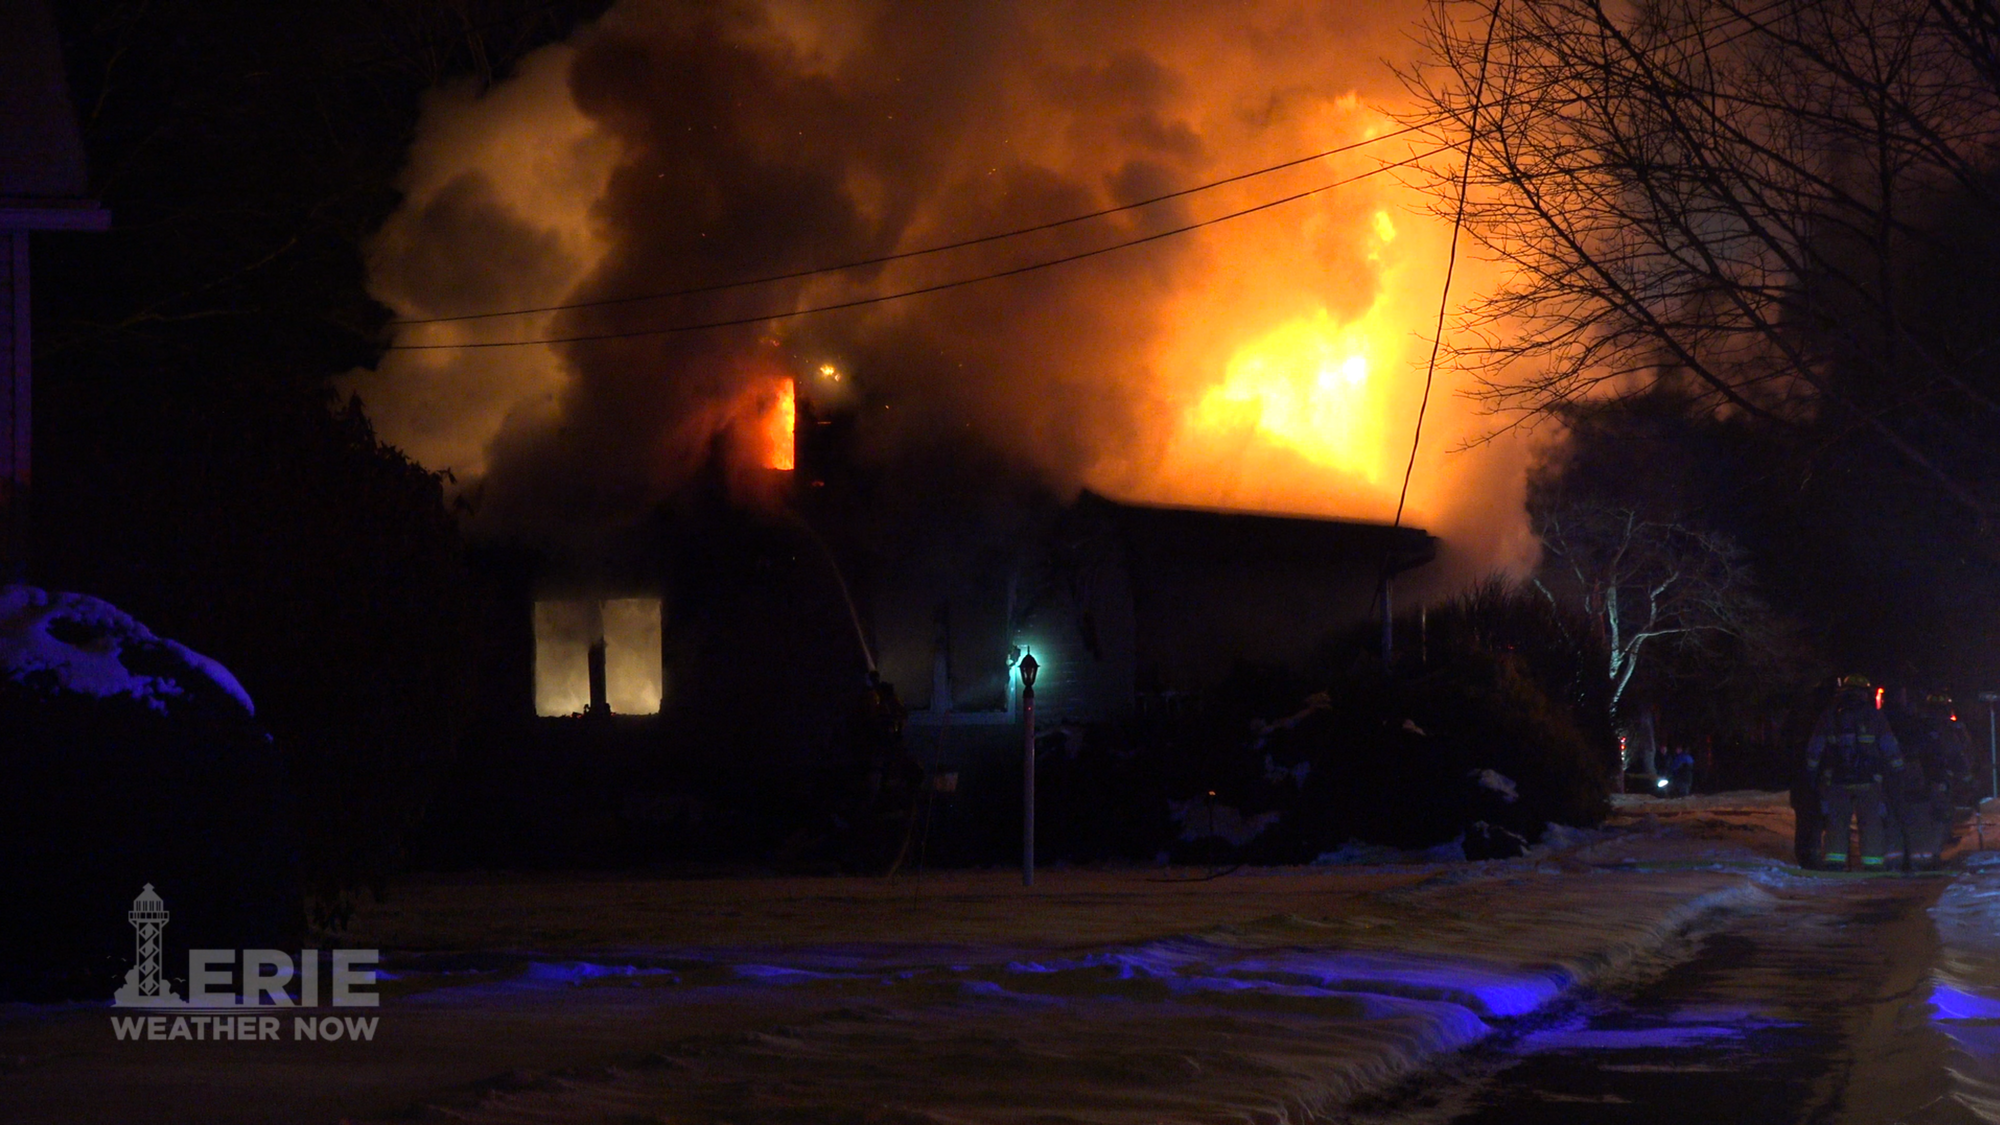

[420,379,1436,867]
[350,3,1529,865]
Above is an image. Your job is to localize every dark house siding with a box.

[428,487,1436,866]
[878,491,1436,728]
[1099,496,1435,695]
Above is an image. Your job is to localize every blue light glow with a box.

[1519,1024,1744,1051]
[520,961,676,984]
[1932,982,2000,1021]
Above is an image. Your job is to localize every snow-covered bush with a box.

[0,585,297,1001]
[0,585,254,716]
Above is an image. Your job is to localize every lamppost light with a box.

[1019,648,1039,888]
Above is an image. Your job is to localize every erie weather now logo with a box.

[110,884,381,1043]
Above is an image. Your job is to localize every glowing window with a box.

[532,600,595,717]
[533,597,662,716]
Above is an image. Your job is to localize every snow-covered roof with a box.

[0,584,254,715]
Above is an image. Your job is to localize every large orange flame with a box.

[764,377,796,472]
[1193,307,1389,484]
[1106,187,1466,530]
[353,5,1538,580]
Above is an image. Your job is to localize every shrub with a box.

[0,587,298,1001]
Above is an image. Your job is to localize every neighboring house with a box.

[0,0,108,574]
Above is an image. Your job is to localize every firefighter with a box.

[843,672,919,871]
[1892,692,1973,870]
[1804,675,1903,870]
[848,672,909,797]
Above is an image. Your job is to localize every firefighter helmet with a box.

[1839,673,1872,690]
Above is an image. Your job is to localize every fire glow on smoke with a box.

[345,0,1535,575]
[1184,209,1406,486]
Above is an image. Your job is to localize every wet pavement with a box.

[1351,871,1973,1124]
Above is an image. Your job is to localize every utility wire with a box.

[390,121,1435,326]
[386,0,1798,339]
[390,0,1797,353]
[1394,0,1504,529]
[386,143,1452,350]
[1385,0,1792,529]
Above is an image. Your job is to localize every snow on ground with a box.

[0,791,1878,1125]
[326,873,1767,1125]
[1929,803,2000,1121]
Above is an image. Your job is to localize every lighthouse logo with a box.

[107,884,381,1042]
[113,883,182,1007]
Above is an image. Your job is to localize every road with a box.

[11,795,2000,1124]
[1350,868,1985,1125]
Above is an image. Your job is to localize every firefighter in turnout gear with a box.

[1889,692,1973,871]
[843,672,920,872]
[1804,675,1904,870]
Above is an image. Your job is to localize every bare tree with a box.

[1531,492,1768,724]
[1406,0,2000,524]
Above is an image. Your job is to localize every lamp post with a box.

[1020,650,1039,887]
[1981,691,1999,802]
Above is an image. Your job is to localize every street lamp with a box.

[1020,649,1039,887]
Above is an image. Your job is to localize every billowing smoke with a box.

[345,0,1536,580]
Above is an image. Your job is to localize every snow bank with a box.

[1313,837,1468,865]
[1516,1011,1760,1052]
[383,871,1765,1125]
[407,945,1508,1123]
[1168,797,1281,846]
[1929,849,2000,1121]
[0,584,253,715]
[518,962,676,985]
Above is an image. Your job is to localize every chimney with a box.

[586,599,608,716]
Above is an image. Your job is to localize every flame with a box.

[1191,307,1390,484]
[763,377,795,471]
[714,369,798,507]
[1094,114,1490,534]
[352,6,1541,579]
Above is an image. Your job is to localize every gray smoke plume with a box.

[344,0,1536,579]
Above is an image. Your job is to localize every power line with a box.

[1396,2,1502,529]
[389,121,1436,326]
[386,142,1453,350]
[1388,0,1796,530]
[385,0,1804,341]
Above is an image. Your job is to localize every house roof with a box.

[1073,490,1438,574]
